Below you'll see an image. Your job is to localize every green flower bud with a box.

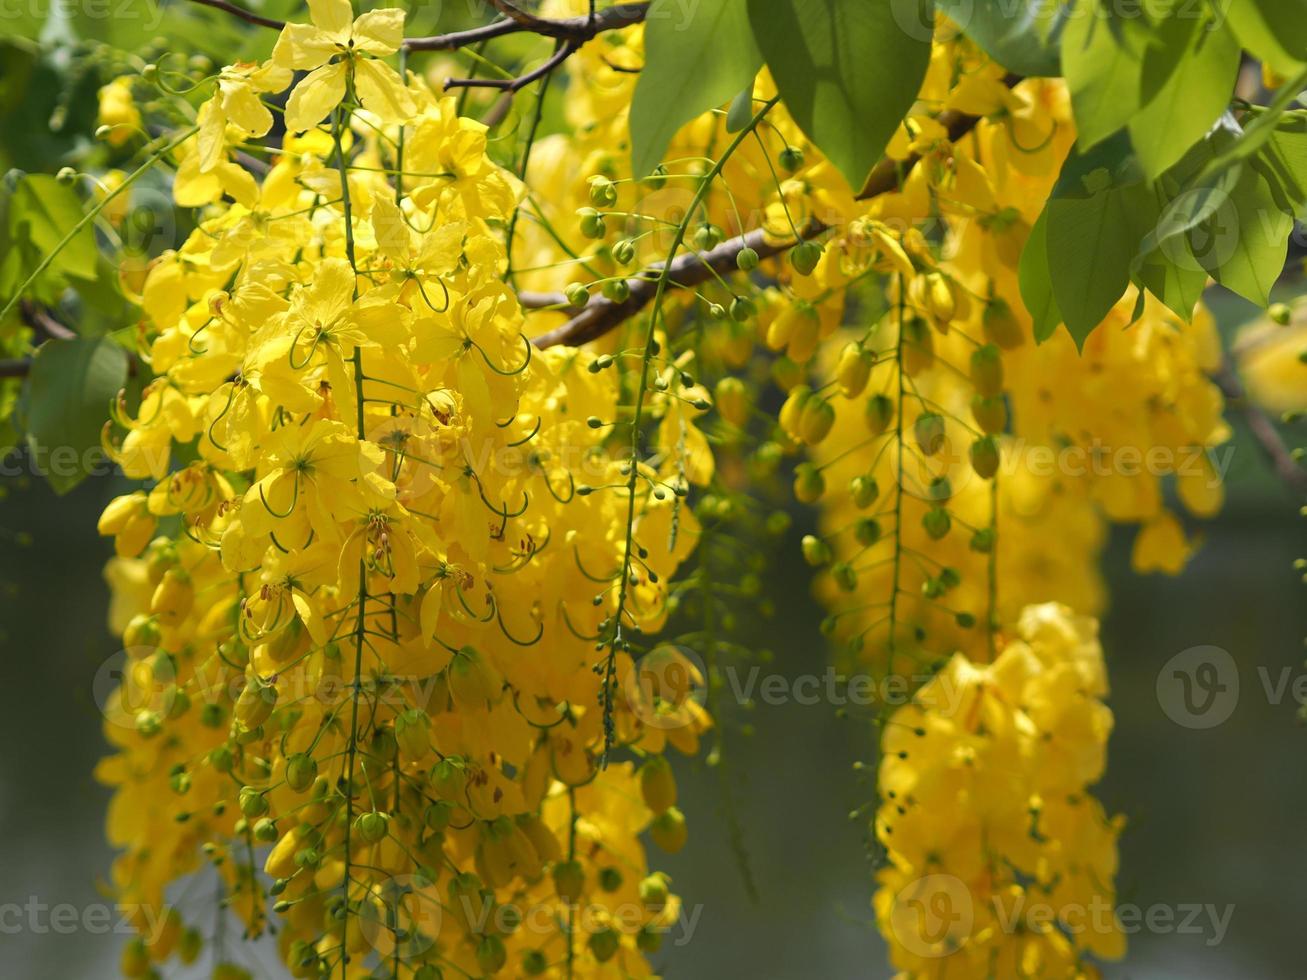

[779,145,805,172]
[789,241,821,276]
[693,223,723,251]
[579,209,606,239]
[602,278,631,302]
[613,238,637,265]
[639,872,670,909]
[736,246,760,271]
[914,413,946,456]
[969,343,1004,397]
[588,926,620,963]
[637,924,664,953]
[850,475,880,508]
[801,534,832,566]
[254,817,278,842]
[477,934,506,974]
[729,295,756,322]
[504,947,538,978]
[565,282,590,307]
[793,463,825,504]
[286,753,317,792]
[832,561,857,592]
[552,859,585,901]
[238,787,267,817]
[855,518,881,546]
[588,176,617,207]
[970,435,1000,479]
[354,810,390,843]
[865,393,894,434]
[922,507,951,541]
[927,475,952,501]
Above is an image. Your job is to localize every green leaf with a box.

[8,174,99,283]
[725,84,757,134]
[935,0,1068,76]
[1128,16,1240,180]
[1018,209,1062,343]
[748,0,932,192]
[1134,124,1244,262]
[21,337,127,494]
[1258,113,1307,215]
[1191,159,1293,306]
[1045,183,1135,349]
[629,0,762,178]
[1130,181,1208,320]
[1224,0,1307,76]
[1059,0,1146,150]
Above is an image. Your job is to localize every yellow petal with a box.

[1177,453,1224,518]
[353,58,416,124]
[419,220,467,274]
[223,84,274,138]
[370,194,409,258]
[351,7,405,54]
[196,99,226,174]
[1131,510,1192,575]
[284,62,347,133]
[217,160,260,209]
[308,0,353,37]
[272,22,340,71]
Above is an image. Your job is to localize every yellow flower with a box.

[196,61,292,172]
[272,0,415,133]
[97,77,140,146]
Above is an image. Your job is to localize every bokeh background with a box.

[1,288,1304,978]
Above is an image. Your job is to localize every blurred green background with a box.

[1,300,1304,979]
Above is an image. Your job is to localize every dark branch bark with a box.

[445,40,576,93]
[181,0,649,53]
[185,0,285,30]
[1211,358,1307,498]
[0,358,31,379]
[406,2,647,51]
[530,97,998,350]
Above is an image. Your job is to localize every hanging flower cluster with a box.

[874,603,1123,977]
[96,4,709,977]
[78,4,1256,979]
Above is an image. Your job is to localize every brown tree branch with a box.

[1211,358,1307,498]
[180,0,649,52]
[530,98,995,350]
[184,0,285,30]
[445,39,576,93]
[0,358,31,379]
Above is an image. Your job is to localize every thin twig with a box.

[180,0,649,51]
[20,301,76,341]
[530,97,996,350]
[184,0,285,30]
[446,39,575,93]
[1211,358,1307,497]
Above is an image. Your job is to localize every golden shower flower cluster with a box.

[95,4,711,977]
[492,18,1235,977]
[873,603,1123,978]
[77,5,1253,979]
[782,34,1229,977]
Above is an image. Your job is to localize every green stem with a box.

[599,96,780,764]
[0,126,199,324]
